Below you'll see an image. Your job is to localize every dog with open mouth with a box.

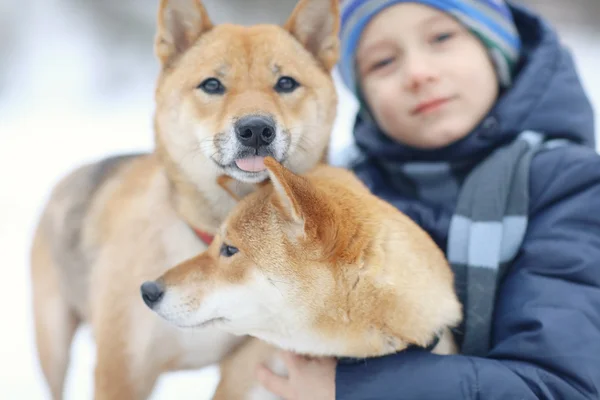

[29,0,340,398]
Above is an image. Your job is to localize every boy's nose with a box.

[403,55,438,91]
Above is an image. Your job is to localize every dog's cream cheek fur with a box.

[156,100,220,180]
[156,265,347,357]
[158,269,288,332]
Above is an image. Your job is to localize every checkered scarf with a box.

[377,131,569,355]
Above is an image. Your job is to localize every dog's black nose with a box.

[140,281,165,309]
[235,115,276,149]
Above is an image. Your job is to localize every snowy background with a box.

[0,0,597,398]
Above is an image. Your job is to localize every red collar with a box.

[192,227,215,246]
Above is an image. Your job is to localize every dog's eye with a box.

[198,78,226,95]
[274,76,300,93]
[220,243,239,257]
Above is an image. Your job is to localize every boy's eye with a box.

[431,32,455,44]
[220,243,239,257]
[370,57,395,72]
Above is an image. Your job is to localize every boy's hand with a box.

[256,351,336,400]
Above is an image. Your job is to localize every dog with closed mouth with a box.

[142,158,463,399]
[29,0,340,398]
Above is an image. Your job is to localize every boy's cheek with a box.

[365,79,405,116]
[363,78,386,105]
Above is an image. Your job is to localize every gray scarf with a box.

[447,131,569,356]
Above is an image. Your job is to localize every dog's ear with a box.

[264,157,319,231]
[217,175,243,202]
[155,0,213,66]
[217,175,267,203]
[284,0,340,71]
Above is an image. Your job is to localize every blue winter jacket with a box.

[336,5,600,400]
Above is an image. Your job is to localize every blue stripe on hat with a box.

[339,0,522,93]
[454,3,520,48]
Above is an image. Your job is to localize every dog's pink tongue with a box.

[235,156,266,172]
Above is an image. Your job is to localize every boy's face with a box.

[356,3,499,149]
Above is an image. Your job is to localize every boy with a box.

[257,1,600,399]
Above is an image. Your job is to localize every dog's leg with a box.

[93,339,139,400]
[31,231,80,400]
[93,315,164,400]
[93,348,161,400]
[92,297,163,400]
[91,255,172,400]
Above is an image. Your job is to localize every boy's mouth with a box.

[412,96,454,115]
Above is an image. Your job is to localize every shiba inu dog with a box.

[142,158,463,399]
[29,0,340,398]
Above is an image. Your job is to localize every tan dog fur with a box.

[29,0,340,398]
[145,158,463,399]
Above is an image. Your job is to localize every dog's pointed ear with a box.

[284,0,341,71]
[155,0,213,66]
[217,175,242,203]
[217,175,268,203]
[264,157,317,230]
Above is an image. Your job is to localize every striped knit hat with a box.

[339,0,522,96]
